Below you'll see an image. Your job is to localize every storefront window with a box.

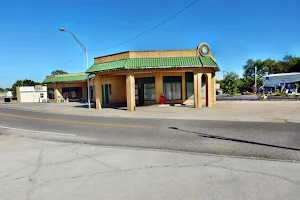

[135,86,139,100]
[135,77,156,102]
[185,72,194,99]
[62,87,83,102]
[186,82,194,99]
[144,83,155,100]
[48,88,54,99]
[163,76,182,100]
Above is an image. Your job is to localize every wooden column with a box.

[197,72,202,107]
[155,72,163,104]
[54,83,59,103]
[211,72,216,104]
[94,74,102,109]
[193,70,202,108]
[206,73,212,107]
[126,72,135,111]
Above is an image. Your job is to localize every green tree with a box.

[11,79,40,97]
[282,55,300,72]
[0,87,5,92]
[238,54,300,93]
[220,72,240,95]
[51,70,68,76]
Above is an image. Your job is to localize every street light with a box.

[59,28,91,109]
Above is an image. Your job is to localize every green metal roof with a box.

[86,56,219,73]
[86,59,127,73]
[43,74,95,84]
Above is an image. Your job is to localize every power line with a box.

[90,0,202,51]
[59,51,85,69]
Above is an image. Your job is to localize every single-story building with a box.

[86,42,220,111]
[16,86,47,103]
[43,73,95,103]
[263,72,300,94]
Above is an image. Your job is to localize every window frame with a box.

[163,76,182,100]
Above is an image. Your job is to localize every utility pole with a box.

[254,66,257,93]
[59,28,91,109]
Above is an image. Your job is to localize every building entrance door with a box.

[201,74,206,99]
[102,84,109,105]
[137,84,145,106]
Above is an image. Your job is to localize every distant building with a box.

[0,91,13,103]
[43,73,95,103]
[16,86,47,103]
[262,72,300,94]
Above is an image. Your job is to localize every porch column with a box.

[193,70,202,108]
[54,83,59,103]
[126,72,135,111]
[155,72,163,104]
[94,74,102,109]
[206,73,212,107]
[211,72,216,104]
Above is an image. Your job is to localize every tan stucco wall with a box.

[94,50,203,64]
[94,52,130,64]
[101,76,126,105]
[129,50,196,59]
[94,48,217,65]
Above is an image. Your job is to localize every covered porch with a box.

[93,68,217,111]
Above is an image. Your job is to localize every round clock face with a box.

[199,43,210,56]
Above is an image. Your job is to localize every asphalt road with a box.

[0,106,299,161]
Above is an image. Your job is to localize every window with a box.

[135,77,156,101]
[40,93,44,98]
[185,72,194,99]
[163,76,182,100]
[48,88,54,99]
[109,84,112,95]
[135,85,139,100]
[144,83,155,100]
[89,86,94,99]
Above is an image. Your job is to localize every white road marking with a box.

[0,125,77,137]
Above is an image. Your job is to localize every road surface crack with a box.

[205,163,300,186]
[26,148,44,200]
[26,159,300,192]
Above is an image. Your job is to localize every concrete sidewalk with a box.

[1,101,300,123]
[1,135,300,200]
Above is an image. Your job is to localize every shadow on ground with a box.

[169,127,300,152]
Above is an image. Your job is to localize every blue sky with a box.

[0,0,299,88]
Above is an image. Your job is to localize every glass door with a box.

[102,84,110,105]
[138,84,144,106]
